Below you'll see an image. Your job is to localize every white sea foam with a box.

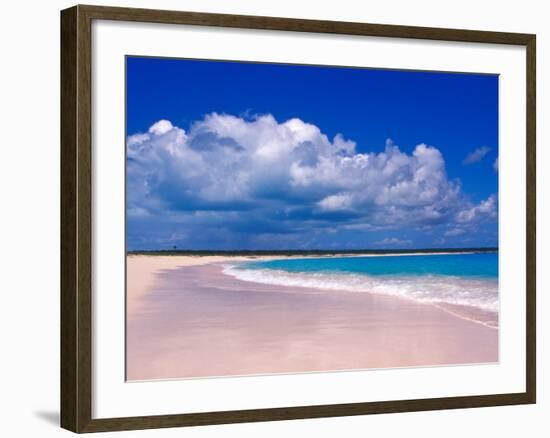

[222,265,499,312]
[309,251,482,258]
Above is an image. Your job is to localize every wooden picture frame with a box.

[61,4,536,433]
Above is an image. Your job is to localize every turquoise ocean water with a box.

[223,252,499,312]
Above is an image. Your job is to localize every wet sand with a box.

[126,256,498,381]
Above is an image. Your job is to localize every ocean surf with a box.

[223,252,499,318]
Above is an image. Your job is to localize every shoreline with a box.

[128,248,498,258]
[128,253,498,327]
[126,255,499,381]
[221,261,498,328]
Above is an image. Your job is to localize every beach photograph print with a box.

[126,57,499,381]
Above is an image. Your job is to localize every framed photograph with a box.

[60,4,536,433]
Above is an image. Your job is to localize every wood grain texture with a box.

[79,393,534,433]
[525,34,536,404]
[79,4,534,44]
[60,5,78,432]
[60,4,536,433]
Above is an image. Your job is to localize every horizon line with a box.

[127,247,498,255]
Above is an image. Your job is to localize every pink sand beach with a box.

[126,255,498,381]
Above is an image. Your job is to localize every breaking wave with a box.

[222,264,499,313]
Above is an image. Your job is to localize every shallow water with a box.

[224,252,499,313]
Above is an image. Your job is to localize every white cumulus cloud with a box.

[126,113,498,248]
[444,227,467,237]
[318,193,354,211]
[148,119,174,135]
[463,146,491,164]
[456,194,497,223]
[374,237,412,246]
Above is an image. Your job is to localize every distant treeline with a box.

[127,247,498,256]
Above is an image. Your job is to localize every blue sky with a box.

[126,56,498,250]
